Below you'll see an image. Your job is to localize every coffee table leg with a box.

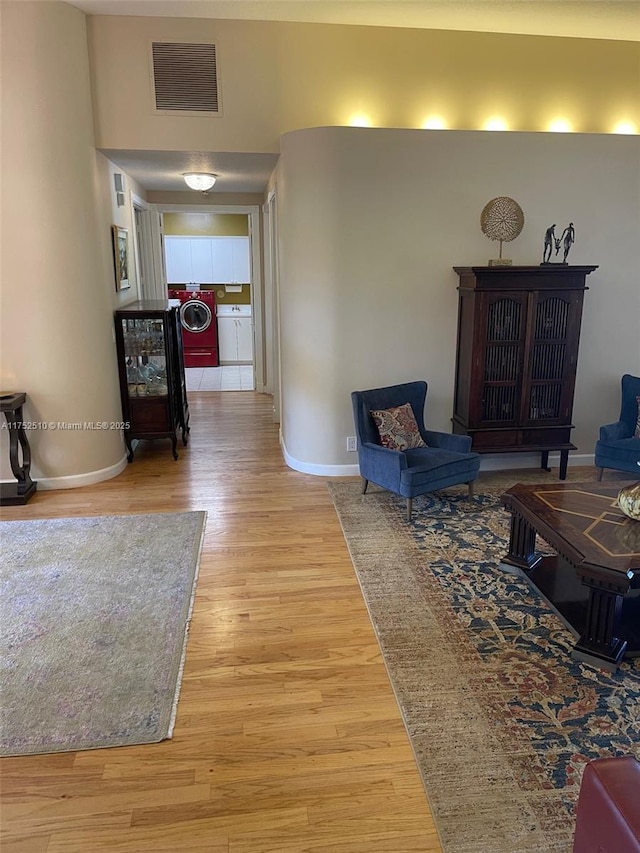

[572,582,627,672]
[502,510,542,572]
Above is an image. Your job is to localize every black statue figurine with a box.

[543,224,556,263]
[560,222,575,263]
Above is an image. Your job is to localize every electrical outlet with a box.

[347,436,357,452]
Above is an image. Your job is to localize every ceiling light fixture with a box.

[183,172,217,191]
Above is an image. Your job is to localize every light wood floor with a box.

[0,392,441,853]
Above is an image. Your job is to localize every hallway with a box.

[0,391,439,853]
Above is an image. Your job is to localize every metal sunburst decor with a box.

[480,196,525,266]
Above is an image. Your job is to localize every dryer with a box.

[168,290,218,367]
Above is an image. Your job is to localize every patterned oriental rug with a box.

[329,476,640,853]
[0,511,206,757]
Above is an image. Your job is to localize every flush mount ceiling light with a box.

[183,172,217,191]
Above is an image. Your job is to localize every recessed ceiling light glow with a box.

[483,116,508,131]
[547,118,572,133]
[422,115,447,130]
[347,113,372,127]
[612,120,637,135]
[183,172,217,191]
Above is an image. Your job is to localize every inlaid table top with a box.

[501,482,640,579]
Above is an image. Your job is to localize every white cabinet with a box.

[236,317,253,361]
[164,236,251,284]
[165,238,192,283]
[217,309,253,363]
[231,238,251,283]
[190,239,213,282]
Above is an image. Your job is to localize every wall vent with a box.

[151,42,219,114]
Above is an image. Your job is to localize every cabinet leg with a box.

[541,450,550,472]
[171,435,178,461]
[559,450,569,480]
[125,435,134,463]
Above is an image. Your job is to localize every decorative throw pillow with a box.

[370,402,427,451]
[635,396,640,438]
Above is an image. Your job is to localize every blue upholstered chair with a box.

[595,373,640,480]
[351,381,481,521]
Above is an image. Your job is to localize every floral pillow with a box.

[635,396,640,438]
[370,402,427,451]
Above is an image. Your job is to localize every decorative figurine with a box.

[480,196,525,266]
[543,224,556,263]
[560,222,575,263]
[542,221,575,264]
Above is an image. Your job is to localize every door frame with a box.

[131,193,166,301]
[156,203,264,393]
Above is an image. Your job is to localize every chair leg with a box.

[468,481,475,498]
[597,467,604,481]
[361,478,369,494]
[406,497,413,522]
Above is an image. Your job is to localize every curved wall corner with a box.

[1,2,124,486]
[276,126,639,475]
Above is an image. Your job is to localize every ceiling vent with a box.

[151,42,219,114]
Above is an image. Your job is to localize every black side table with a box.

[1,392,37,505]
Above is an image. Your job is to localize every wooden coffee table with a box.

[500,482,640,671]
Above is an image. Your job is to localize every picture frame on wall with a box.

[112,225,130,291]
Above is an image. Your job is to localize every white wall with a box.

[278,126,640,472]
[0,2,130,486]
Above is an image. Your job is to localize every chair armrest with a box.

[359,441,407,469]
[599,421,631,442]
[423,430,473,453]
[358,441,407,492]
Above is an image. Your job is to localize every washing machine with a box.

[168,290,218,367]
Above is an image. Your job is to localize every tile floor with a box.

[185,365,255,392]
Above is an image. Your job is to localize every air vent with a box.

[151,42,219,113]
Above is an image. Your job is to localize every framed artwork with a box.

[112,225,131,291]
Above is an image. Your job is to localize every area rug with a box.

[0,511,206,757]
[329,477,640,853]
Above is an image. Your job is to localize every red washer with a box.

[168,290,219,367]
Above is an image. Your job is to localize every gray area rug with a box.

[329,474,640,853]
[0,511,206,756]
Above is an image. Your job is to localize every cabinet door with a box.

[211,239,234,283]
[236,317,253,361]
[190,239,214,283]
[217,316,237,361]
[523,290,585,425]
[473,292,528,427]
[231,237,251,283]
[165,237,192,283]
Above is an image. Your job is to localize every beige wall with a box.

[278,126,640,471]
[87,15,639,152]
[0,2,129,485]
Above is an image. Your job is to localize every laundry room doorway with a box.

[159,204,263,393]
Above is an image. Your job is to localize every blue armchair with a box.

[351,381,481,521]
[595,374,640,480]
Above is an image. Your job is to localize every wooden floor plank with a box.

[0,392,439,852]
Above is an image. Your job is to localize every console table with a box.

[501,482,640,671]
[1,392,37,506]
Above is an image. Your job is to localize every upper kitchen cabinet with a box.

[165,236,250,284]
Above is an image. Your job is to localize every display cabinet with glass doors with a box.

[114,301,189,462]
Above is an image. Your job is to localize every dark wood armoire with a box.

[452,265,597,479]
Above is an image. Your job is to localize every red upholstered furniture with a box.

[573,756,640,853]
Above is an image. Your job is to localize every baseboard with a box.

[1,454,129,492]
[280,437,596,478]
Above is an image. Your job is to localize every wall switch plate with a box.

[347,436,357,452]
